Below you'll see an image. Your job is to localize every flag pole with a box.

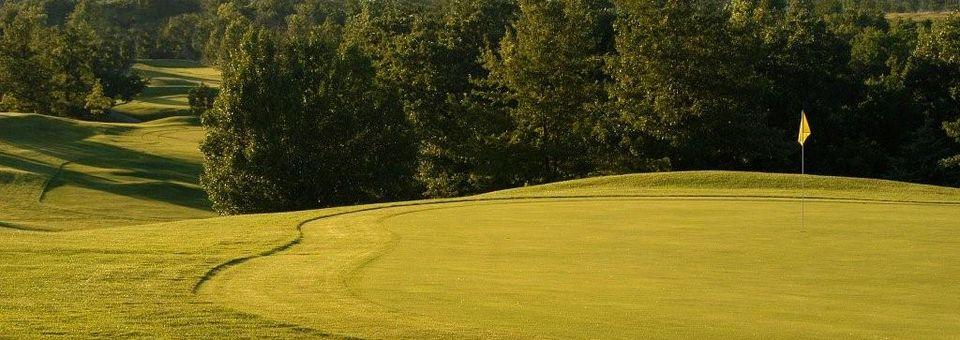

[801,144,805,230]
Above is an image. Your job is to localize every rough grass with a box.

[0,113,213,231]
[110,59,220,122]
[0,211,333,337]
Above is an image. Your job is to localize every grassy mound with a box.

[483,171,960,203]
[0,113,212,231]
[110,59,220,122]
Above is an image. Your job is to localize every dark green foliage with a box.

[342,0,518,197]
[482,0,616,184]
[200,28,418,214]
[84,81,112,116]
[610,0,795,171]
[6,0,960,213]
[188,83,218,116]
[900,15,960,179]
[0,0,143,117]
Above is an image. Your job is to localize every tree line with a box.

[0,0,145,117]
[0,0,957,213]
[195,0,960,214]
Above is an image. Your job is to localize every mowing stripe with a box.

[37,161,71,203]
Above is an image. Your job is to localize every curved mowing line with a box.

[0,220,53,232]
[37,161,71,203]
[190,193,960,295]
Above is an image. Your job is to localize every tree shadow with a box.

[0,115,211,210]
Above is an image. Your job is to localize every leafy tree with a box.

[342,0,518,197]
[156,13,207,60]
[482,0,615,185]
[84,81,113,116]
[897,15,960,183]
[610,0,786,171]
[188,83,218,115]
[0,4,58,114]
[200,28,418,214]
[0,1,143,117]
[945,119,960,167]
[67,0,145,101]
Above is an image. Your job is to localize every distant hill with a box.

[0,113,213,231]
[110,59,221,122]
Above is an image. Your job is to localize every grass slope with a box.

[1,165,958,337]
[196,173,960,339]
[110,59,220,122]
[0,113,213,231]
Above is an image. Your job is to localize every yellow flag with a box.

[798,110,811,146]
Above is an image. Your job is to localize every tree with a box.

[66,0,145,101]
[343,0,518,197]
[897,15,960,183]
[945,119,960,167]
[481,0,616,185]
[0,1,143,117]
[84,81,113,116]
[200,28,418,214]
[188,82,217,115]
[610,0,784,171]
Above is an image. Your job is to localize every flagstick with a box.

[801,144,805,230]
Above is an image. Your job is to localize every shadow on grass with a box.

[0,115,211,211]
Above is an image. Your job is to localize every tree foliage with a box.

[200,28,418,214]
[0,0,143,117]
[7,0,960,212]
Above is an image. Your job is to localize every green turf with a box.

[2,123,959,339]
[110,59,220,122]
[0,112,213,231]
[195,174,960,339]
[0,210,335,337]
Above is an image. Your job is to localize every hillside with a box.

[0,113,212,231]
[110,59,220,122]
[1,171,958,337]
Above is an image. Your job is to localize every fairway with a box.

[0,113,212,231]
[3,0,960,337]
[2,171,959,337]
[110,59,220,122]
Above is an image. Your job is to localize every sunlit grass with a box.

[202,174,960,339]
[110,59,220,122]
[2,115,958,338]
[0,113,213,231]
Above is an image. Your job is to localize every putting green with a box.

[201,188,960,338]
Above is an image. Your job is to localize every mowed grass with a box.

[200,173,960,339]
[0,112,213,231]
[1,126,959,340]
[110,59,220,121]
[0,210,336,337]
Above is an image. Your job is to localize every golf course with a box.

[3,92,960,337]
[3,0,960,338]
